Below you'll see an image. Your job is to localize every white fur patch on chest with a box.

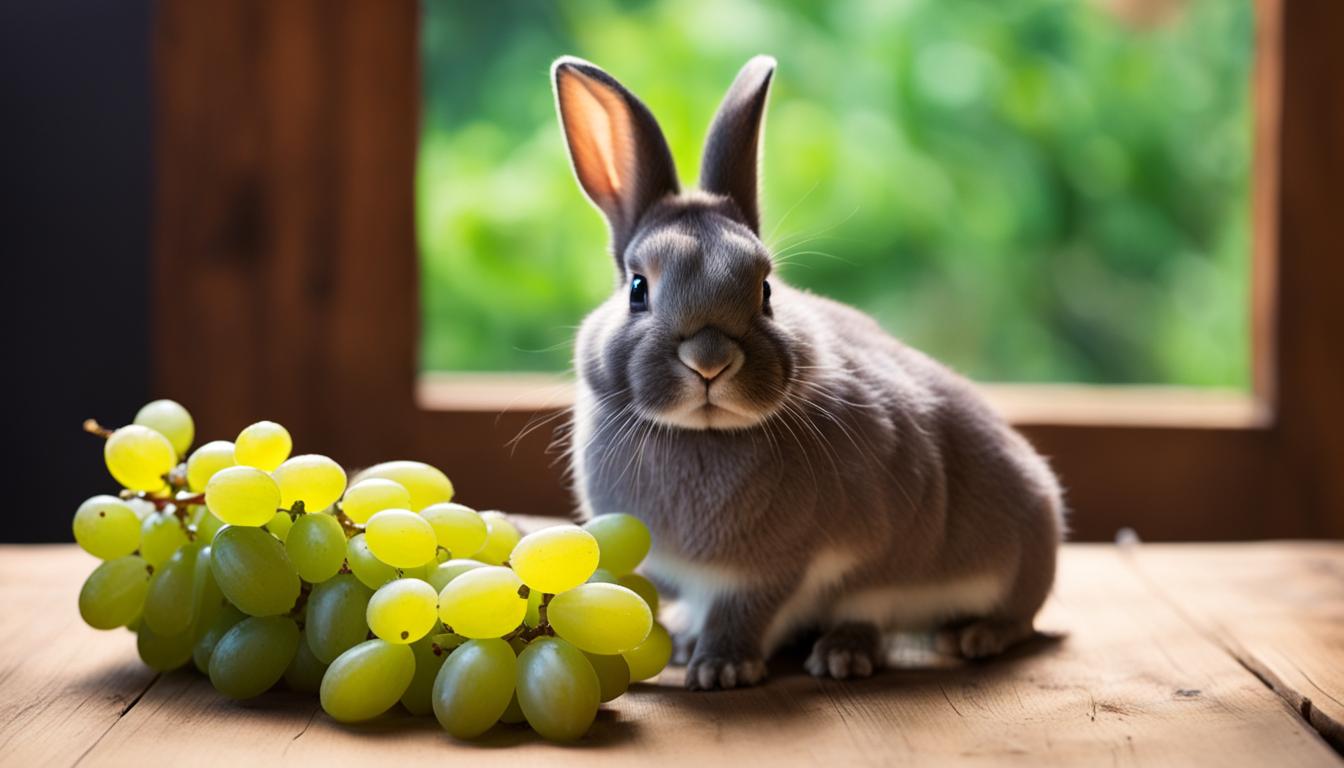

[830,572,1007,631]
[762,548,861,653]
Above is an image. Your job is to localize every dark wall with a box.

[1,2,153,541]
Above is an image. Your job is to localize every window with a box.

[152,0,1344,540]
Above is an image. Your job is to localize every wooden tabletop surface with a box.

[2,542,1341,767]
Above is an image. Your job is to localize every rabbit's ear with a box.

[699,56,776,235]
[552,57,680,262]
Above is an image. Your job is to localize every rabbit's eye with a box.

[762,280,772,312]
[629,274,649,312]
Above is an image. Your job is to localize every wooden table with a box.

[3,542,1341,767]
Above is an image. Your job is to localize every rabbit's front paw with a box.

[685,653,767,691]
[805,622,881,680]
[937,618,1034,659]
[670,632,698,666]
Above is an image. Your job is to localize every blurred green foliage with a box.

[418,0,1251,386]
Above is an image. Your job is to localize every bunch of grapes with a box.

[75,400,672,743]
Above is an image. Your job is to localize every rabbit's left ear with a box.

[699,56,777,235]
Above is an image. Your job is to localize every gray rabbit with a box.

[552,55,1063,690]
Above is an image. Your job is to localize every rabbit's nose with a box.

[677,328,742,383]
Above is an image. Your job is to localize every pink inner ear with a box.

[558,70,634,210]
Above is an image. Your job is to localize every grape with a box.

[509,525,599,594]
[587,568,619,584]
[436,566,527,639]
[266,511,294,541]
[192,602,246,673]
[139,513,188,568]
[284,632,329,694]
[516,637,600,742]
[582,513,651,575]
[134,399,194,457]
[125,497,156,520]
[286,513,347,583]
[523,589,543,627]
[420,503,487,557]
[425,559,487,593]
[104,425,176,492]
[205,466,281,527]
[319,639,415,723]
[210,525,300,616]
[137,621,194,672]
[401,636,449,716]
[583,651,631,702]
[617,572,659,614]
[190,544,226,637]
[431,638,516,739]
[233,420,292,471]
[79,555,151,629]
[347,533,398,589]
[209,615,301,699]
[340,478,411,525]
[306,574,374,664]
[186,440,235,492]
[144,544,198,636]
[547,583,652,655]
[367,578,439,644]
[352,460,454,512]
[191,506,226,543]
[365,509,437,569]
[272,454,347,512]
[72,495,140,559]
[622,622,672,682]
[473,511,520,565]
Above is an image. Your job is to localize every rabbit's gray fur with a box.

[552,55,1063,690]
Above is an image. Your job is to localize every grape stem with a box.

[82,419,114,439]
[121,489,206,512]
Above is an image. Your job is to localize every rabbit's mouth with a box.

[651,397,765,432]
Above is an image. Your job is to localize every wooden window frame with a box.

[153,0,1342,540]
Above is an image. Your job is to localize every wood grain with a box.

[5,544,1339,767]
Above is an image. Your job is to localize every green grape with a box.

[365,509,437,569]
[210,525,301,616]
[192,602,246,673]
[186,439,236,492]
[190,505,226,543]
[139,513,188,568]
[284,631,329,693]
[340,478,411,525]
[583,651,631,702]
[205,465,281,527]
[523,589,543,627]
[144,544,198,636]
[125,497,156,520]
[72,495,141,559]
[352,460,454,512]
[190,544,226,638]
[426,559,487,593]
[436,566,527,639]
[286,512,347,583]
[472,511,520,565]
[431,638,516,739]
[320,639,415,722]
[582,513,651,575]
[509,525,599,594]
[622,622,672,682]
[420,503,487,557]
[209,615,300,699]
[347,533,398,589]
[500,693,525,724]
[617,572,659,614]
[266,510,294,541]
[367,578,439,644]
[401,636,449,716]
[548,583,652,655]
[104,425,176,492]
[516,637,600,742]
[79,555,151,629]
[306,574,374,663]
[137,621,194,672]
[587,568,619,584]
[234,420,292,472]
[134,399,194,457]
[272,454,347,512]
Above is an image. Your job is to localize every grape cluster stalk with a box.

[74,400,672,743]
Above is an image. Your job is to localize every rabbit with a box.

[551,55,1064,691]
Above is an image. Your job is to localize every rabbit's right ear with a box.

[552,57,680,266]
